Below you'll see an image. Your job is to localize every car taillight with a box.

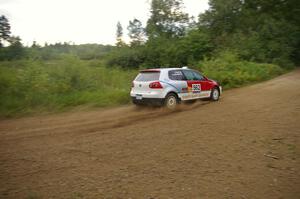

[149,81,163,89]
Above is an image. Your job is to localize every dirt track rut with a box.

[0,70,299,198]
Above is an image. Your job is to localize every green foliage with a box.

[0,40,115,61]
[105,46,146,68]
[0,37,25,61]
[169,28,213,65]
[197,52,285,89]
[199,0,300,67]
[0,59,137,117]
[146,0,189,39]
[0,54,288,117]
[25,43,115,60]
[109,0,298,68]
[127,18,145,46]
[0,36,25,60]
[110,28,212,68]
[199,0,243,35]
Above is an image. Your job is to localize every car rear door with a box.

[167,70,188,93]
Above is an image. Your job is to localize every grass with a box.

[0,54,288,117]
[0,57,137,117]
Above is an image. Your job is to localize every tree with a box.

[116,21,125,47]
[146,0,189,39]
[127,18,145,46]
[31,40,41,48]
[198,0,300,67]
[198,0,243,35]
[0,15,11,47]
[0,36,25,60]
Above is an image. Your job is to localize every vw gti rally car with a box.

[130,67,222,109]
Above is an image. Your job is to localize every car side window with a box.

[168,70,185,81]
[182,70,196,80]
[193,71,205,80]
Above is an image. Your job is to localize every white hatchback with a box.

[130,67,222,109]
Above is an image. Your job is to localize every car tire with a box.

[210,87,220,101]
[164,93,178,110]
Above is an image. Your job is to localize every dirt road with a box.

[0,70,299,199]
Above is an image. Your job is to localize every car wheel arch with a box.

[214,85,220,93]
[165,91,180,102]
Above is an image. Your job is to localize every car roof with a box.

[140,68,188,72]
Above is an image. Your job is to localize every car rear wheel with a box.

[210,87,220,101]
[164,93,178,110]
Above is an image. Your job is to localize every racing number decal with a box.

[180,83,202,100]
[192,84,201,93]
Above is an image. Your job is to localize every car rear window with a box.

[135,72,160,81]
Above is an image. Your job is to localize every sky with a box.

[0,0,209,46]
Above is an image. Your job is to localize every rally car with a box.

[130,67,222,109]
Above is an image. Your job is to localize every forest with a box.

[0,0,299,117]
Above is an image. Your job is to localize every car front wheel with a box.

[210,87,220,101]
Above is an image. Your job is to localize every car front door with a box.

[182,70,211,99]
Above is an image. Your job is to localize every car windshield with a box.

[135,72,160,81]
[182,70,195,80]
[183,70,204,80]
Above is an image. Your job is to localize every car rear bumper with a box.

[132,97,164,106]
[130,90,166,99]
